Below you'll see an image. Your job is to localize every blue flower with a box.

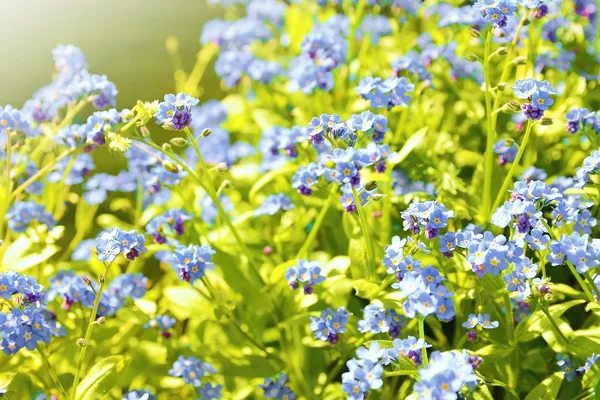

[196,383,223,400]
[309,307,351,344]
[168,355,217,387]
[255,193,294,216]
[122,390,156,400]
[7,201,56,233]
[154,93,199,130]
[95,228,147,262]
[171,244,216,283]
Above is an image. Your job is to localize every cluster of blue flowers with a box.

[145,315,177,338]
[474,0,517,28]
[341,342,385,399]
[289,16,348,93]
[309,307,351,344]
[512,78,557,120]
[358,304,406,338]
[47,271,147,317]
[493,138,518,165]
[96,228,147,262]
[566,108,599,135]
[0,273,60,355]
[259,373,296,399]
[285,260,325,294]
[356,15,392,44]
[154,93,199,131]
[171,244,216,283]
[355,76,414,110]
[146,209,191,244]
[57,108,132,151]
[168,355,221,398]
[259,125,304,172]
[0,105,36,137]
[401,200,454,239]
[22,45,117,124]
[7,200,56,233]
[413,350,482,398]
[254,193,294,216]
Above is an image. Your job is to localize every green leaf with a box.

[475,344,514,360]
[248,163,297,205]
[0,372,17,393]
[351,279,379,299]
[582,358,600,389]
[75,355,129,400]
[389,126,428,166]
[472,385,494,400]
[568,337,600,360]
[163,286,207,320]
[524,372,563,400]
[364,340,393,349]
[12,245,60,272]
[383,356,418,379]
[515,299,584,342]
[221,355,279,377]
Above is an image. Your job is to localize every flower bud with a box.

[469,28,480,38]
[365,181,378,191]
[497,47,508,56]
[504,138,515,147]
[497,82,506,92]
[502,101,522,113]
[139,125,151,138]
[219,180,231,190]
[465,53,479,62]
[541,117,553,126]
[98,275,105,284]
[95,317,106,325]
[81,275,92,286]
[523,16,531,26]
[513,56,527,65]
[371,194,385,202]
[170,137,188,147]
[163,160,180,174]
[77,338,87,347]
[162,143,172,153]
[165,36,179,53]
[201,128,212,137]
[215,162,228,173]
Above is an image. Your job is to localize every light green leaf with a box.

[248,163,297,205]
[0,372,16,393]
[524,372,563,400]
[75,355,129,400]
[364,340,393,349]
[582,358,600,389]
[163,286,207,320]
[383,356,418,379]
[515,299,585,342]
[475,344,514,360]
[351,279,380,299]
[472,385,494,400]
[389,127,428,166]
[12,245,60,272]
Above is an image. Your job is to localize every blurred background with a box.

[0,0,223,109]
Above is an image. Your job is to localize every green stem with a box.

[71,262,112,399]
[184,128,264,284]
[56,99,91,131]
[11,147,76,198]
[296,185,338,259]
[352,186,376,281]
[491,120,533,212]
[529,292,569,346]
[583,271,600,299]
[418,316,428,366]
[37,347,70,400]
[482,29,495,221]
[491,15,527,133]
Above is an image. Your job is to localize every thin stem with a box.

[296,185,338,259]
[491,120,533,212]
[418,316,428,366]
[37,347,70,400]
[11,147,76,198]
[482,29,495,221]
[71,262,112,399]
[491,15,527,132]
[583,271,600,299]
[56,99,91,131]
[184,128,264,284]
[352,186,376,280]
[529,291,569,346]
[183,44,219,94]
